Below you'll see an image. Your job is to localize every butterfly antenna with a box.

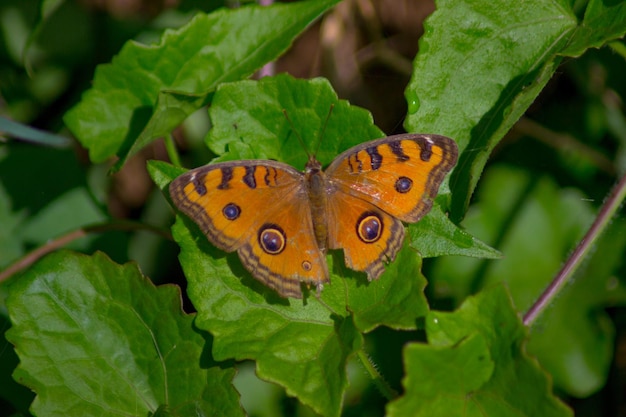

[282,109,311,158]
[313,103,335,158]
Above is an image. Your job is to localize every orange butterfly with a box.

[169,133,458,298]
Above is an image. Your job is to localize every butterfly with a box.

[169,133,458,298]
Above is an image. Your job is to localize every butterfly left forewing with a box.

[169,160,328,298]
[325,134,458,223]
[169,161,299,252]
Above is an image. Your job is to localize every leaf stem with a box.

[0,220,171,283]
[523,171,626,326]
[356,349,398,400]
[608,41,626,60]
[164,134,182,167]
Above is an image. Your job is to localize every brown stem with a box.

[523,171,626,326]
[0,220,171,283]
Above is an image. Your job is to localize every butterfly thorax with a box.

[305,157,329,253]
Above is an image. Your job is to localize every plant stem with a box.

[164,134,182,167]
[0,220,171,283]
[523,171,626,327]
[356,349,398,400]
[609,41,626,60]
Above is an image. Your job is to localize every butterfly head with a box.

[304,154,322,174]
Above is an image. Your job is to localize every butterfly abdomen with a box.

[305,160,330,253]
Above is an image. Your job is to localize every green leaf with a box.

[408,203,501,259]
[63,0,339,167]
[405,0,577,220]
[171,216,362,417]
[206,75,385,166]
[5,251,243,417]
[343,240,429,332]
[562,0,626,57]
[432,165,626,396]
[387,285,572,417]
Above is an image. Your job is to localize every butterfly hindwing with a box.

[327,190,404,280]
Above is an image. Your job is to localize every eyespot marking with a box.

[222,203,241,220]
[356,212,383,243]
[395,176,413,193]
[302,260,312,271]
[258,224,286,255]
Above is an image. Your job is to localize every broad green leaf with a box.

[63,0,339,166]
[433,165,626,396]
[387,333,494,415]
[5,251,243,417]
[406,0,577,220]
[342,240,429,332]
[387,285,572,417]
[562,0,626,56]
[206,75,385,166]
[408,203,501,259]
[169,216,362,417]
[150,163,424,416]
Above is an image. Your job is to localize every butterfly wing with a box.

[325,134,458,279]
[169,161,329,298]
[326,191,405,280]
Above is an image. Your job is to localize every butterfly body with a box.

[169,133,458,298]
